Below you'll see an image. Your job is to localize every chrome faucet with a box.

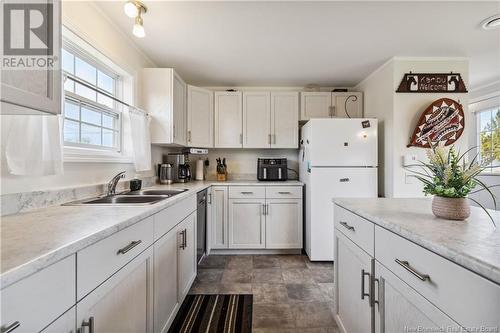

[106,171,126,196]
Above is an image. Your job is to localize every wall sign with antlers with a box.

[407,98,465,148]
[396,72,468,93]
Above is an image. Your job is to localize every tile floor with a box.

[188,254,339,333]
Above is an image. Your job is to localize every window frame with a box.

[61,27,134,164]
[62,41,123,152]
[475,106,500,174]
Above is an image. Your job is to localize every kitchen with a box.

[1,1,500,333]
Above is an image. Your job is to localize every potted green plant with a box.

[406,143,497,227]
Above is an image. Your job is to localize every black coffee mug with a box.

[130,178,142,191]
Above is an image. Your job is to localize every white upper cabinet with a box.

[332,92,363,118]
[187,85,213,148]
[300,92,332,120]
[139,68,187,146]
[300,91,363,120]
[172,72,187,146]
[1,0,62,115]
[271,92,299,148]
[243,92,271,148]
[214,91,243,148]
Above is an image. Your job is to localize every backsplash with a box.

[1,176,156,216]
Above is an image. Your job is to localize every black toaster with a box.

[257,158,288,181]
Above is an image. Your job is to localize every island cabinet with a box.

[333,204,500,333]
[209,185,303,251]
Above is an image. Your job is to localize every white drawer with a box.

[334,205,374,256]
[1,255,76,333]
[266,186,302,199]
[154,194,196,240]
[77,217,153,300]
[228,186,266,199]
[375,226,500,328]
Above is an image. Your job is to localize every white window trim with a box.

[62,26,134,164]
[471,99,500,176]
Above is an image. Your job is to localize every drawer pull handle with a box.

[340,221,355,231]
[81,317,94,333]
[361,269,370,301]
[395,259,430,281]
[241,191,253,194]
[117,240,142,255]
[2,321,20,333]
[278,191,291,194]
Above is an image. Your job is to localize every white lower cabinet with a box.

[0,255,76,333]
[266,199,302,248]
[42,308,76,333]
[228,198,266,249]
[374,261,457,333]
[76,247,154,333]
[211,186,229,249]
[334,204,500,333]
[334,232,372,333]
[154,226,179,333]
[177,212,197,299]
[213,185,303,250]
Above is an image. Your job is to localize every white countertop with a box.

[0,180,302,288]
[334,198,500,285]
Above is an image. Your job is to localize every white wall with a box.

[392,58,469,198]
[356,60,395,197]
[356,57,470,198]
[1,2,157,195]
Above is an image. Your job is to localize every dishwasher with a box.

[196,189,207,264]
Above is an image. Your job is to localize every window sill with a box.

[478,172,500,177]
[64,146,133,164]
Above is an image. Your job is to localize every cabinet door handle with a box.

[278,191,291,194]
[116,240,142,255]
[395,259,430,281]
[179,230,186,249]
[273,134,276,144]
[240,133,243,144]
[81,317,94,333]
[268,134,272,144]
[188,130,192,142]
[183,229,187,248]
[208,193,212,204]
[241,191,253,194]
[1,321,20,333]
[339,221,355,231]
[361,269,370,301]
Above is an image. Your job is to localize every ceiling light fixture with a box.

[133,15,146,38]
[124,1,147,38]
[481,14,500,30]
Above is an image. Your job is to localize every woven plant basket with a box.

[432,196,470,221]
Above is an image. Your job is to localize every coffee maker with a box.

[167,153,191,183]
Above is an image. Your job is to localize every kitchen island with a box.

[333,198,500,333]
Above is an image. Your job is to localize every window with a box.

[62,45,122,151]
[477,106,500,173]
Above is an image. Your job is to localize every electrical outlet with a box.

[405,173,414,184]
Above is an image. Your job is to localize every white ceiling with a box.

[95,1,500,88]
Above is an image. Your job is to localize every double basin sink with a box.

[65,189,188,206]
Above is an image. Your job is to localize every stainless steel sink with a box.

[64,188,188,206]
[123,189,188,196]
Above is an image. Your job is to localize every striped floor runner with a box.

[168,294,253,333]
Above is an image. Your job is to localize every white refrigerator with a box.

[299,118,378,261]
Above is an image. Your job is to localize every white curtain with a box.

[128,108,152,172]
[4,114,63,176]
